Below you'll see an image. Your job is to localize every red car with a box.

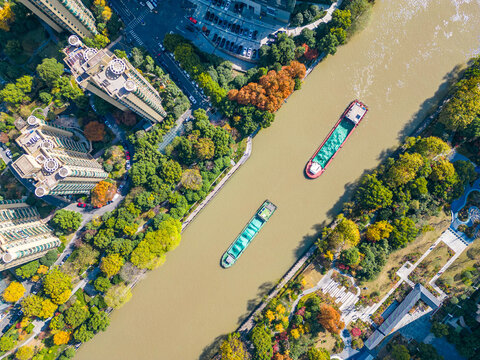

[125,151,130,160]
[77,202,86,208]
[188,16,197,24]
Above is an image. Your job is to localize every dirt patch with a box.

[302,261,324,289]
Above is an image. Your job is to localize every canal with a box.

[77,0,480,359]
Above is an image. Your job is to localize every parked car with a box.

[125,151,130,160]
[5,149,12,159]
[247,48,252,57]
[189,95,197,104]
[77,202,87,208]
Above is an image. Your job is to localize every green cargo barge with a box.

[221,200,277,268]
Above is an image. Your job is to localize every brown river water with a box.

[77,0,480,359]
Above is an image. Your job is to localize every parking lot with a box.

[190,0,286,62]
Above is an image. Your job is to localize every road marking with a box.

[126,9,150,30]
[129,30,144,46]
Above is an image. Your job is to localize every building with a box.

[12,115,108,198]
[0,200,61,271]
[364,284,441,350]
[190,0,296,62]
[18,0,98,39]
[63,35,167,124]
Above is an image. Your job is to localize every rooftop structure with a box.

[63,35,167,124]
[12,115,108,198]
[364,284,441,350]
[18,0,98,38]
[0,200,61,271]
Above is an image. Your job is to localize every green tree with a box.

[318,33,339,56]
[431,321,449,337]
[65,301,90,328]
[355,174,393,210]
[0,336,16,351]
[454,160,476,186]
[104,284,132,309]
[429,158,457,182]
[391,344,410,360]
[331,9,352,29]
[5,39,22,57]
[100,253,124,278]
[15,76,33,93]
[51,210,82,233]
[15,260,40,279]
[416,342,443,360]
[385,152,424,187]
[73,324,94,343]
[251,325,272,360]
[160,159,182,184]
[407,136,450,159]
[87,308,110,333]
[36,58,65,87]
[43,268,72,304]
[339,247,360,267]
[389,217,418,249]
[439,77,480,130]
[219,333,248,360]
[94,276,111,292]
[39,250,58,267]
[0,83,29,106]
[307,347,330,360]
[49,314,65,331]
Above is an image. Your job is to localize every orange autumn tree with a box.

[91,181,117,207]
[84,121,106,142]
[317,303,344,334]
[228,61,306,113]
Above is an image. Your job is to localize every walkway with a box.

[181,136,252,232]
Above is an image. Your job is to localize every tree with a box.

[389,217,418,249]
[5,39,22,57]
[331,9,352,29]
[195,138,215,160]
[115,110,137,126]
[251,325,272,360]
[43,268,72,304]
[307,347,330,360]
[94,276,111,292]
[73,324,94,343]
[53,331,71,345]
[385,152,424,187]
[49,314,65,331]
[91,181,117,207]
[439,77,480,130]
[454,160,476,187]
[339,247,360,267]
[36,58,65,87]
[180,169,203,190]
[51,210,82,233]
[0,83,29,106]
[219,333,248,360]
[88,309,110,333]
[0,3,14,31]
[15,346,34,360]
[100,253,124,278]
[160,159,182,184]
[65,301,90,328]
[407,136,450,159]
[84,121,106,142]
[355,174,393,211]
[331,217,360,247]
[3,281,25,302]
[317,304,344,334]
[429,158,457,182]
[0,336,17,352]
[431,321,449,337]
[391,344,410,360]
[299,28,316,48]
[365,220,394,242]
[15,260,40,279]
[104,284,132,309]
[16,76,33,93]
[416,342,443,360]
[22,295,57,319]
[39,249,59,267]
[318,33,339,56]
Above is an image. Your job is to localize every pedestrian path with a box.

[126,9,149,30]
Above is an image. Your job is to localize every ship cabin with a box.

[345,101,367,125]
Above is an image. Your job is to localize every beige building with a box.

[12,115,108,198]
[0,200,61,271]
[18,0,98,39]
[63,35,167,124]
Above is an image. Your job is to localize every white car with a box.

[189,95,197,104]
[5,149,12,159]
[247,48,252,57]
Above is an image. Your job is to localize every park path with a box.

[181,136,252,232]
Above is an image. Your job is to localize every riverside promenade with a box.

[181,136,253,232]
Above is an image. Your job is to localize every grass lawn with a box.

[360,213,451,299]
[437,239,480,295]
[315,331,337,354]
[408,242,454,285]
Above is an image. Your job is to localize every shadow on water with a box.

[398,64,464,141]
[198,333,228,360]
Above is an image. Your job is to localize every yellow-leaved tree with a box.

[53,331,70,345]
[3,282,25,302]
[0,3,14,32]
